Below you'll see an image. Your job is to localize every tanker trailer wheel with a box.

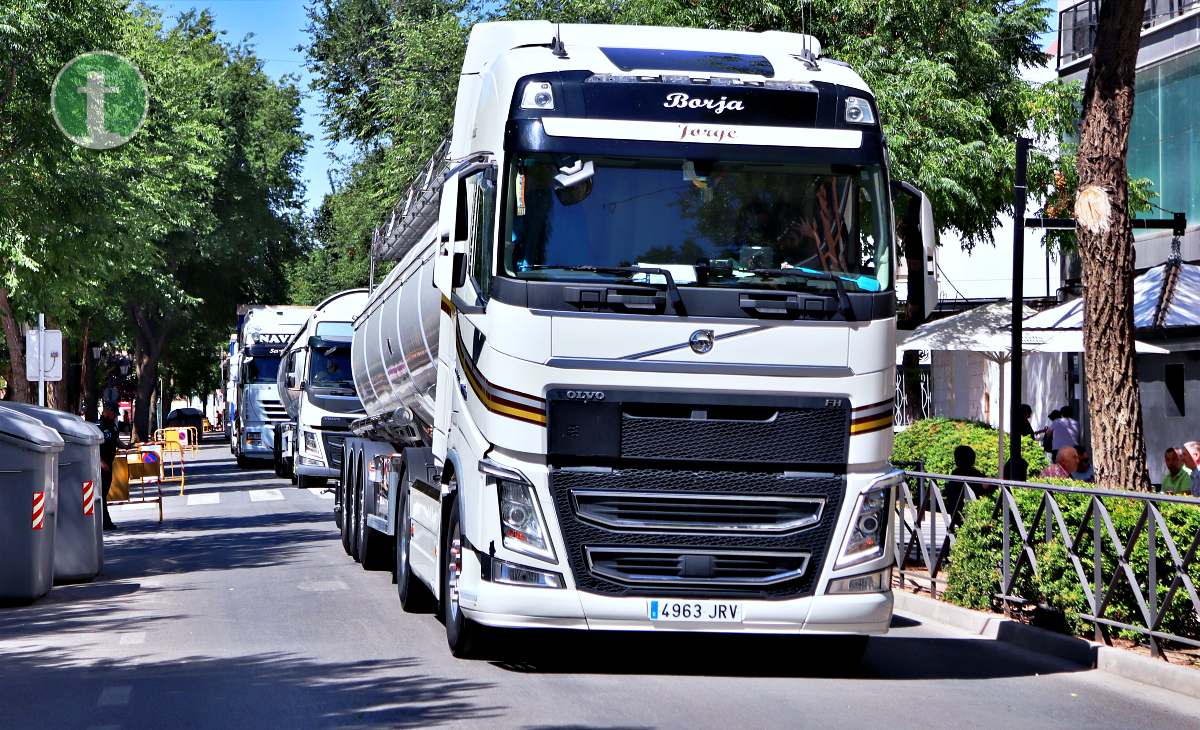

[442,492,488,658]
[396,476,432,612]
[357,455,391,571]
[341,452,356,557]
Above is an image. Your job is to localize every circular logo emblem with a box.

[51,52,148,150]
[688,329,715,354]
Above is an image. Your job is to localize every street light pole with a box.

[1009,137,1030,479]
[37,313,45,407]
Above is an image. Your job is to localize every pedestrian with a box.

[1042,409,1060,453]
[944,445,988,520]
[1050,405,1080,456]
[1041,445,1079,479]
[1072,445,1094,482]
[1182,442,1200,498]
[1015,403,1035,439]
[98,402,121,530]
[1162,447,1192,494]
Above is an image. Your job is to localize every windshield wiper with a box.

[533,265,687,316]
[740,268,856,321]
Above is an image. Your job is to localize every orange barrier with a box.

[109,446,164,523]
[148,433,188,494]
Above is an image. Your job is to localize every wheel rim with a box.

[447,524,462,623]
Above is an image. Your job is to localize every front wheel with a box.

[443,496,485,658]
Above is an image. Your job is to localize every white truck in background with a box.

[337,21,938,658]
[273,289,369,489]
[221,333,238,443]
[232,304,312,468]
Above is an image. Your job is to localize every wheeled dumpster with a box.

[0,406,64,602]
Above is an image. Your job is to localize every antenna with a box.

[551,22,567,58]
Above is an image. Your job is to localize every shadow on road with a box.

[0,647,503,729]
[482,626,1086,681]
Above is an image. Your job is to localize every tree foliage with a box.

[0,2,307,430]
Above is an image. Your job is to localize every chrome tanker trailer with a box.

[339,20,938,658]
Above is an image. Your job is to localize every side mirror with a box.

[299,380,308,392]
[894,181,939,319]
[285,374,296,389]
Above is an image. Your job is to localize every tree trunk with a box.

[899,189,928,425]
[80,319,97,420]
[0,287,30,403]
[1075,0,1149,490]
[128,302,170,442]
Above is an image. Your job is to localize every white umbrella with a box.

[899,301,1035,475]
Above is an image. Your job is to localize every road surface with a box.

[2,441,1197,729]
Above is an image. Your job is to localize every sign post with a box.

[25,316,63,407]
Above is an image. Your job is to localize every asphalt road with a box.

[3,441,1198,729]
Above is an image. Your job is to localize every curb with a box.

[894,590,1200,699]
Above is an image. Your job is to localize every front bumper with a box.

[457,545,892,633]
[296,461,338,479]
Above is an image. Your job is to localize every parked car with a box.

[165,407,204,438]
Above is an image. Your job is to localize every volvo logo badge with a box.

[689,329,715,354]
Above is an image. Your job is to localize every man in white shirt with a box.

[1050,405,1080,454]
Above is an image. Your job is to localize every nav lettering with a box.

[663,92,744,115]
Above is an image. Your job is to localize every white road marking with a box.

[187,493,219,506]
[118,632,146,646]
[248,489,284,502]
[97,686,132,706]
[297,580,349,592]
[306,488,334,499]
[112,502,156,511]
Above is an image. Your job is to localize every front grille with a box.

[620,405,848,466]
[262,399,289,422]
[548,391,850,468]
[570,490,824,534]
[323,434,346,470]
[586,548,810,587]
[551,467,844,599]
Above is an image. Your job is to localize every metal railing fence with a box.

[894,470,1200,657]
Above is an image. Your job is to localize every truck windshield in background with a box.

[503,155,892,293]
[244,356,281,384]
[308,347,355,394]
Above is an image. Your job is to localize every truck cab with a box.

[342,21,938,657]
[233,305,313,468]
[275,289,368,488]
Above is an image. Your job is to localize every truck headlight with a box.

[498,481,556,563]
[835,479,896,568]
[303,430,320,456]
[520,80,554,110]
[844,96,876,125]
[827,567,891,594]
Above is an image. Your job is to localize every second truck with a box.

[337,21,938,657]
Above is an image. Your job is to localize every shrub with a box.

[944,482,1200,646]
[893,417,1048,476]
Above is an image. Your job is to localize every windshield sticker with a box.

[516,172,526,216]
[677,124,738,143]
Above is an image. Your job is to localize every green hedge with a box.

[943,483,1200,645]
[893,418,1048,476]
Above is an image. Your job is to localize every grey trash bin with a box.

[0,406,64,602]
[1,402,104,581]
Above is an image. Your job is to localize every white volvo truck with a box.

[232,304,313,468]
[273,289,369,488]
[339,21,938,657]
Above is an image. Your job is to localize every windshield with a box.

[308,346,354,392]
[502,155,891,293]
[244,356,280,384]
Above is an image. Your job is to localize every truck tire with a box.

[236,454,250,469]
[338,461,353,555]
[396,482,432,612]
[348,454,361,561]
[357,462,391,571]
[443,494,486,658]
[273,435,286,478]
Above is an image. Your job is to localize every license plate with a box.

[647,599,744,623]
